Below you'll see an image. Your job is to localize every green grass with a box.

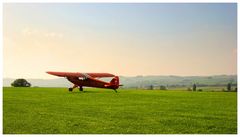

[3,87,237,134]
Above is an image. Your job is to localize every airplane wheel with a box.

[79,86,83,91]
[68,88,73,92]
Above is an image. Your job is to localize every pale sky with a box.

[3,3,237,79]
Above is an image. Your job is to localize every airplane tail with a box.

[110,76,119,86]
[104,76,123,89]
[110,76,123,89]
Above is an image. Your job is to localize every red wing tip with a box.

[46,71,53,74]
[46,71,59,75]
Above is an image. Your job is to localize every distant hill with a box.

[3,78,72,87]
[119,75,237,88]
[3,75,237,88]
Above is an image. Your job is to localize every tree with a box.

[193,84,197,91]
[11,79,31,87]
[149,85,154,90]
[227,83,231,91]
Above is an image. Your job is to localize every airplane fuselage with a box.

[46,71,121,91]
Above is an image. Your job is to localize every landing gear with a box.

[113,89,117,93]
[68,85,83,92]
[69,84,77,92]
[79,86,83,91]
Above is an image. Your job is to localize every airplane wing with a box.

[46,71,115,78]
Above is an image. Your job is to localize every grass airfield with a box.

[3,87,237,134]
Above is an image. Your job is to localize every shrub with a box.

[11,79,31,87]
[160,85,167,90]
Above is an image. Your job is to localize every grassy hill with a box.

[3,87,237,134]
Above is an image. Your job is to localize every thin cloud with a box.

[22,27,63,38]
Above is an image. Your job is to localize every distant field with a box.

[3,87,237,134]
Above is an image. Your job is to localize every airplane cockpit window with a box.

[78,77,84,80]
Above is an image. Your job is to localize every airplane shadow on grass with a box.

[68,90,118,94]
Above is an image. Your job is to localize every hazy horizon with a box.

[3,3,237,79]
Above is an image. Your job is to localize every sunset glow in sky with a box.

[3,3,237,79]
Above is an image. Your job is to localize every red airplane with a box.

[46,71,122,92]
